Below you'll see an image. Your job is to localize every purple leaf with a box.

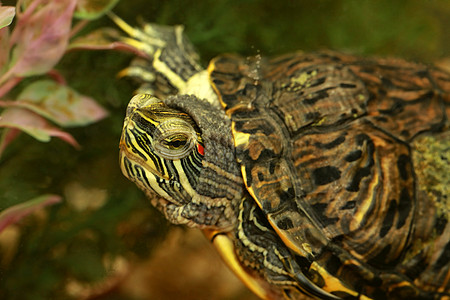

[7,0,77,77]
[0,194,62,233]
[0,107,80,148]
[12,79,108,127]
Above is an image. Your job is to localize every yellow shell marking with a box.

[310,261,373,300]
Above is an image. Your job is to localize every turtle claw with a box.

[108,11,202,98]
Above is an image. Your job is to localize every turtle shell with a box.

[208,51,450,299]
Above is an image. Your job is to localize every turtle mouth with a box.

[119,133,170,181]
[119,105,173,182]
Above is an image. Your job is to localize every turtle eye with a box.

[161,134,188,150]
[153,119,196,160]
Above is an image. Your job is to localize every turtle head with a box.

[120,94,243,230]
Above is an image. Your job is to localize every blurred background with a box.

[0,0,448,299]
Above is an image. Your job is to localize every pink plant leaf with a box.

[75,0,120,20]
[7,0,78,77]
[12,79,108,127]
[0,6,15,29]
[0,107,80,148]
[0,194,62,233]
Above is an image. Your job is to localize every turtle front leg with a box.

[109,12,203,98]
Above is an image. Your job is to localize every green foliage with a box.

[114,0,449,61]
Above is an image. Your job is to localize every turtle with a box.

[112,13,450,300]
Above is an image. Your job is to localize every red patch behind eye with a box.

[197,143,204,156]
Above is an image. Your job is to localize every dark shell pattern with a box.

[209,51,450,299]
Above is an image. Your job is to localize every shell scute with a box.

[210,51,450,298]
